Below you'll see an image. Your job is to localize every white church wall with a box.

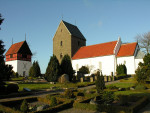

[72,55,115,76]
[117,56,135,75]
[17,60,32,76]
[5,60,17,72]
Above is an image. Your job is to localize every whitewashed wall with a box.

[72,55,115,76]
[17,60,32,76]
[6,60,32,76]
[5,60,17,72]
[117,56,135,75]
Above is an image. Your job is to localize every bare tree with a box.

[135,32,150,53]
[0,14,4,30]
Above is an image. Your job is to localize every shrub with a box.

[50,97,57,107]
[7,84,19,93]
[96,71,105,94]
[116,64,127,75]
[20,99,28,113]
[135,84,146,90]
[64,89,74,98]
[102,91,114,104]
[78,66,90,74]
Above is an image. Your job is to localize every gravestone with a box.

[80,77,84,82]
[58,74,69,83]
[90,76,94,82]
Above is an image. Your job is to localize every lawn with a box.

[17,82,94,91]
[106,82,135,88]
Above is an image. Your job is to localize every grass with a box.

[14,82,95,91]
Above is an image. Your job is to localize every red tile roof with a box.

[5,41,24,55]
[117,42,137,57]
[72,41,117,60]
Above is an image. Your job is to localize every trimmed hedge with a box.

[73,96,148,113]
[31,98,74,113]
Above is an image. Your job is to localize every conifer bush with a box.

[20,99,28,113]
[50,97,57,107]
[96,71,105,94]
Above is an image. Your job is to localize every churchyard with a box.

[1,76,150,113]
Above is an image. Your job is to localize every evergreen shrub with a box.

[20,99,28,113]
[7,84,19,93]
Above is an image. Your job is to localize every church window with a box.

[76,64,79,71]
[60,53,63,59]
[61,29,62,32]
[10,54,13,58]
[23,71,26,76]
[60,41,63,46]
[99,62,102,70]
[124,60,126,64]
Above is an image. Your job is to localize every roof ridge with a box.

[122,42,137,45]
[82,40,118,48]
[62,20,77,27]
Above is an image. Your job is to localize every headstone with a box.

[104,76,107,82]
[80,77,84,82]
[58,74,69,83]
[111,72,115,81]
[108,76,111,81]
[90,77,94,82]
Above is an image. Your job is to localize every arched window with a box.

[99,62,102,70]
[60,41,63,46]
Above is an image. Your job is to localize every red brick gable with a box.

[5,41,24,55]
[117,42,137,57]
[72,41,117,60]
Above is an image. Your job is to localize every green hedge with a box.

[73,97,148,113]
[31,99,74,113]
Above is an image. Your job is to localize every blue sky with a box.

[0,0,150,73]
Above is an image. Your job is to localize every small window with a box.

[60,53,63,59]
[76,64,79,71]
[124,61,126,64]
[10,54,13,58]
[78,41,80,46]
[99,62,102,70]
[60,41,63,46]
[23,71,26,76]
[61,29,62,32]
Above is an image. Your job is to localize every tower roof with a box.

[62,20,86,41]
[72,40,117,60]
[5,41,32,55]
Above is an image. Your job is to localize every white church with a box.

[72,37,144,76]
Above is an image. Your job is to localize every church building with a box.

[53,20,144,76]
[5,41,32,76]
